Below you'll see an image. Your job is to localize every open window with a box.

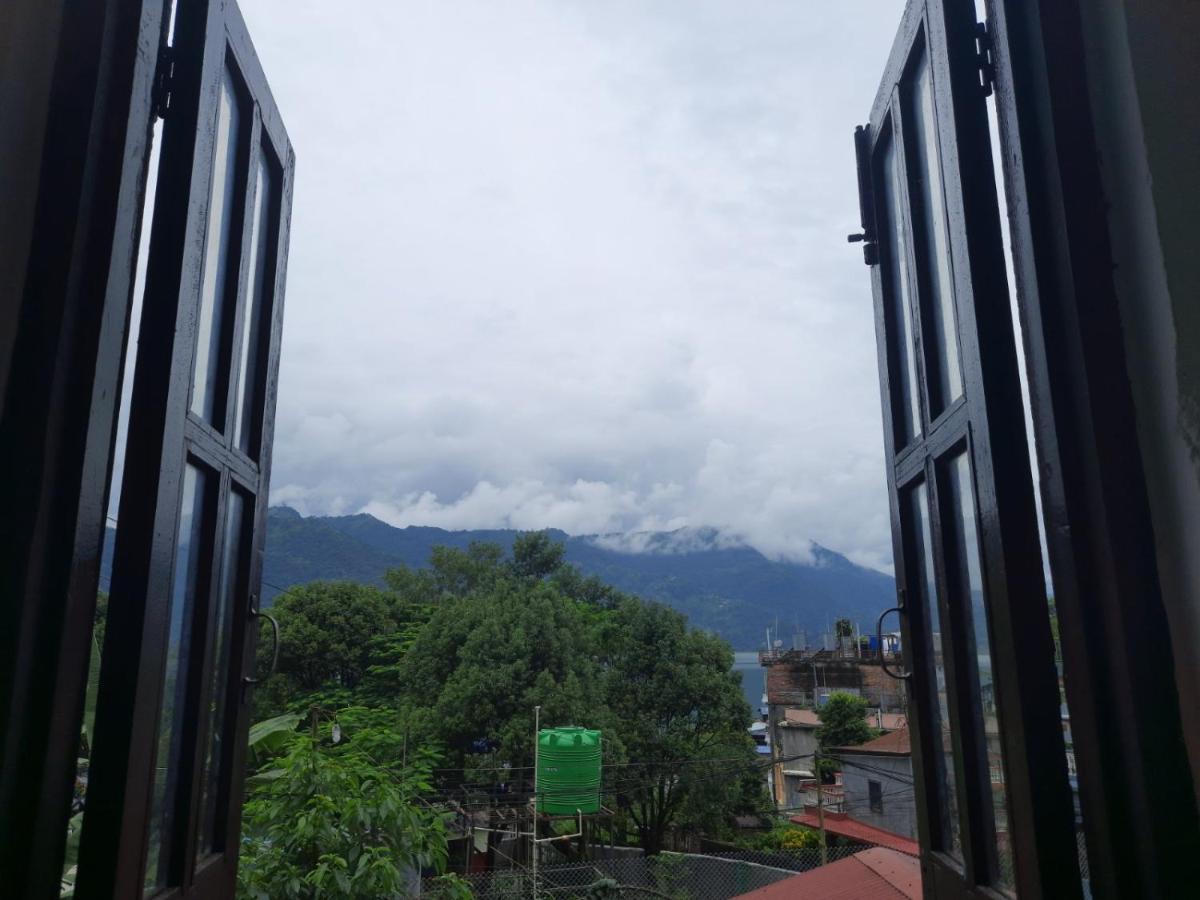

[79,1,293,896]
[856,1,1079,896]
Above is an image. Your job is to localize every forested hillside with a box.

[259,507,895,649]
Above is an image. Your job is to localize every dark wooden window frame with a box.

[861,1,1079,896]
[78,1,293,897]
[981,0,1200,895]
[0,0,167,896]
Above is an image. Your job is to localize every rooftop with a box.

[790,809,920,857]
[734,847,921,899]
[780,708,908,733]
[833,726,911,756]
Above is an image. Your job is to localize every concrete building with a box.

[762,646,909,808]
[832,728,915,841]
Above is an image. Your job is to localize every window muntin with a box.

[902,38,962,416]
[909,479,963,862]
[190,68,242,428]
[145,463,214,893]
[232,150,274,458]
[941,449,1013,890]
[878,124,922,447]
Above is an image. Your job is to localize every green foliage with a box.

[509,530,566,579]
[245,533,767,890]
[738,821,821,851]
[267,581,400,692]
[59,812,83,897]
[93,590,108,651]
[262,507,899,651]
[246,712,304,770]
[598,599,759,852]
[816,692,877,777]
[421,873,475,899]
[238,723,451,899]
[426,542,505,596]
[398,574,603,766]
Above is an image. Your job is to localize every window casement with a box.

[77,1,293,897]
[855,1,1079,896]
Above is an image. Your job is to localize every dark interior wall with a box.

[1078,0,1200,804]
[0,1,67,410]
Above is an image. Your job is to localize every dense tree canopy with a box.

[246,531,762,890]
[597,599,760,852]
[270,581,400,691]
[397,577,603,766]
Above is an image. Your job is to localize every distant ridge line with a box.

[252,506,896,651]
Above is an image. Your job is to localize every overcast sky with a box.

[239,0,904,572]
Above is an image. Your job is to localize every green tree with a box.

[509,530,566,579]
[597,599,758,853]
[834,617,854,652]
[238,724,452,900]
[816,692,877,778]
[268,581,399,692]
[399,575,602,767]
[426,541,505,596]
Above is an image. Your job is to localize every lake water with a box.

[732,651,765,716]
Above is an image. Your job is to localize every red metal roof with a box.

[833,726,912,756]
[734,847,922,899]
[781,709,909,732]
[783,708,822,727]
[789,809,920,857]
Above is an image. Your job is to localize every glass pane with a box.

[191,68,242,427]
[879,128,921,445]
[911,480,962,861]
[146,464,212,893]
[233,152,273,456]
[197,489,247,856]
[945,450,1013,890]
[905,43,962,414]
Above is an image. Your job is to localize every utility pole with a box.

[815,751,828,867]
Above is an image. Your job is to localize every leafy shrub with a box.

[238,723,453,898]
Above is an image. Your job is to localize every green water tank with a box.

[536,726,602,815]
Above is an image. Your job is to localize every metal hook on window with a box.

[243,594,280,686]
[878,589,911,681]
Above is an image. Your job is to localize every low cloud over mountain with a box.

[257,507,896,650]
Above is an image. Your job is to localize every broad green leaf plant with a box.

[237,711,456,899]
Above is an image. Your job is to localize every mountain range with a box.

[258,507,896,650]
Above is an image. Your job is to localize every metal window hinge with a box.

[975,22,995,97]
[848,124,879,266]
[152,45,175,120]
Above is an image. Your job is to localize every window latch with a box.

[243,595,280,686]
[878,588,911,681]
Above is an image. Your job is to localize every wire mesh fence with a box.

[422,846,865,899]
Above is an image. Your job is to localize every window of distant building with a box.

[869,780,883,814]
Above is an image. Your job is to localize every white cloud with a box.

[244,0,903,574]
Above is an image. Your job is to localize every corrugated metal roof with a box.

[781,709,908,732]
[783,708,822,726]
[833,726,911,756]
[733,848,922,899]
[789,810,920,857]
